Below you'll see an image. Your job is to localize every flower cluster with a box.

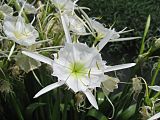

[0,0,137,110]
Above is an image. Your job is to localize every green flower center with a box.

[70,62,87,78]
[14,31,30,40]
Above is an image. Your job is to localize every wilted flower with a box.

[132,77,143,100]
[101,75,120,96]
[15,53,41,73]
[0,80,12,94]
[75,92,86,111]
[140,106,152,120]
[152,38,160,52]
[3,15,39,46]
[22,42,135,109]
[11,65,21,76]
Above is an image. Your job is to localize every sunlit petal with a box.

[104,63,136,72]
[34,81,64,98]
[22,51,53,66]
[148,85,160,92]
[84,90,98,109]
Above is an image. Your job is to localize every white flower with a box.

[90,19,120,40]
[90,19,141,50]
[22,42,136,109]
[52,0,77,11]
[90,19,120,39]
[3,15,39,46]
[0,4,13,16]
[17,0,37,14]
[63,13,86,35]
[54,0,83,42]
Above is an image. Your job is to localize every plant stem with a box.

[10,94,24,120]
[149,60,160,96]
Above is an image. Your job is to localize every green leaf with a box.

[119,104,136,120]
[139,15,151,54]
[87,109,108,120]
[25,102,46,119]
[10,94,24,120]
[97,92,105,105]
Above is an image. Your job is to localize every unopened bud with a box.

[154,38,160,50]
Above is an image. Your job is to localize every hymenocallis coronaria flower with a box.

[21,0,136,109]
[0,4,13,17]
[3,15,39,46]
[22,42,135,109]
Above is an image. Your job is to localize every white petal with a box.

[16,16,25,32]
[148,85,160,92]
[96,29,115,51]
[22,51,53,66]
[8,43,15,60]
[109,37,141,42]
[3,16,16,32]
[66,77,79,92]
[34,81,64,98]
[148,112,160,120]
[83,90,98,109]
[61,15,72,43]
[104,63,136,72]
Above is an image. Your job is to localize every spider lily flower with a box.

[52,0,78,12]
[63,13,86,35]
[3,15,39,46]
[52,0,81,43]
[90,19,120,40]
[0,4,13,18]
[17,0,37,14]
[90,19,141,49]
[22,42,136,109]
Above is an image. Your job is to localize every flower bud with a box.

[153,38,160,50]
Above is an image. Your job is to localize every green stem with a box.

[149,60,160,96]
[153,92,160,99]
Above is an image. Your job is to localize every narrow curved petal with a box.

[84,90,98,109]
[109,37,141,42]
[148,112,160,120]
[96,29,115,52]
[22,51,53,66]
[61,15,72,43]
[34,81,64,98]
[104,63,136,72]
[148,85,160,92]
